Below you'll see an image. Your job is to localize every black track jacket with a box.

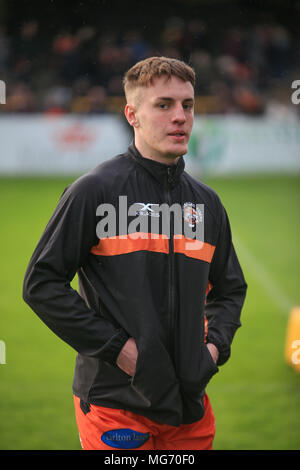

[23,142,247,426]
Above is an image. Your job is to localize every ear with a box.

[124,104,139,128]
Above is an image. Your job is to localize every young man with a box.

[23,57,247,450]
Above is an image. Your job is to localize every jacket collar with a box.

[127,141,185,188]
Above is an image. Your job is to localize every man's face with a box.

[126,75,194,164]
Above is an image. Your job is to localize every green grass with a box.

[0,174,299,450]
[204,174,300,450]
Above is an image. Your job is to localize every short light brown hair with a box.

[123,56,195,99]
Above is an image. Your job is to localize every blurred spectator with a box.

[85,86,107,113]
[5,82,36,112]
[71,85,107,114]
[182,19,210,56]
[210,79,236,114]
[232,85,265,115]
[12,20,42,85]
[43,86,72,115]
[123,30,151,62]
[215,54,251,86]
[159,45,182,60]
[52,31,81,84]
[223,28,247,63]
[96,42,122,87]
[190,49,214,94]
[0,25,11,74]
[0,14,298,116]
[265,25,291,79]
[161,16,186,50]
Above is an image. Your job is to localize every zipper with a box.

[166,167,176,363]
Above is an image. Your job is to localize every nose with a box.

[171,103,186,123]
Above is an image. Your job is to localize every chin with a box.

[167,144,188,157]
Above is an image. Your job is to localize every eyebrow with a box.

[155,97,194,103]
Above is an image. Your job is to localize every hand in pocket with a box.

[116,337,138,376]
[206,343,219,364]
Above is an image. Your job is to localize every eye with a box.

[183,103,193,110]
[159,103,168,109]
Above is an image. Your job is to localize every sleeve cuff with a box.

[206,334,231,366]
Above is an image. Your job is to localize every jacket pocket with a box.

[130,345,151,407]
[180,343,219,422]
[130,337,180,409]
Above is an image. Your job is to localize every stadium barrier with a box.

[0,114,299,176]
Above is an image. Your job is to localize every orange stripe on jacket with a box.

[90,232,169,256]
[91,233,215,262]
[173,235,215,263]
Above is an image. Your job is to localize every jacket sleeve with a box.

[22,175,129,365]
[205,204,247,366]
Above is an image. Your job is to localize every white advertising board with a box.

[186,115,300,175]
[0,114,131,175]
[0,114,299,176]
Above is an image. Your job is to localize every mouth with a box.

[168,131,186,142]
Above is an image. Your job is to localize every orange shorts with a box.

[73,394,215,450]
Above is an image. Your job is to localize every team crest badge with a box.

[183,202,203,228]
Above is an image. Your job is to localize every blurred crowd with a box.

[0,16,299,116]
